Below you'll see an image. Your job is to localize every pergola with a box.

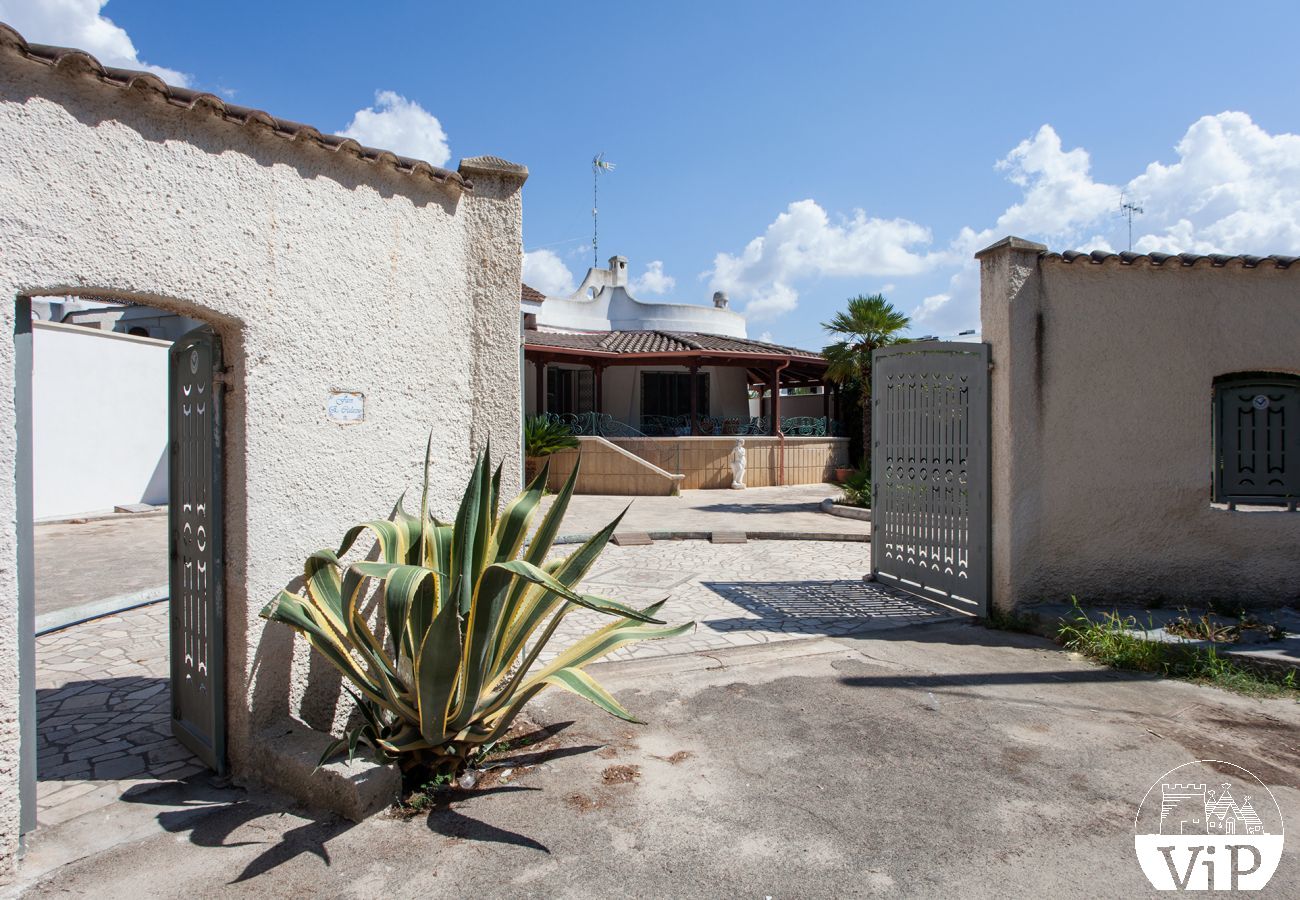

[523,329,837,435]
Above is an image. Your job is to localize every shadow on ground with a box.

[701,579,953,635]
[37,676,195,782]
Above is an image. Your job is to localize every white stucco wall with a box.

[536,259,748,338]
[0,54,525,870]
[980,238,1300,611]
[32,322,170,518]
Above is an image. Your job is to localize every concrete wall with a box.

[31,321,169,518]
[980,237,1300,611]
[542,437,684,496]
[0,53,525,870]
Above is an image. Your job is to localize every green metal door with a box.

[168,326,226,773]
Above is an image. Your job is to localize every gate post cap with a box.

[974,236,1048,260]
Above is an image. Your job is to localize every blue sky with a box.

[7,0,1300,349]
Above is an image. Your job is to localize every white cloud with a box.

[912,293,950,323]
[758,330,773,343]
[707,199,940,320]
[0,0,190,85]
[338,91,451,166]
[630,260,676,295]
[522,249,576,297]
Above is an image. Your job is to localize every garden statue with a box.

[730,438,747,489]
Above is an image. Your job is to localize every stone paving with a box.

[543,539,951,663]
[535,483,869,538]
[35,603,204,829]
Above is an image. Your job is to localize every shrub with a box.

[840,467,871,508]
[523,415,579,457]
[261,443,690,773]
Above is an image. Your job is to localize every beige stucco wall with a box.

[980,238,1300,611]
[0,57,525,870]
[615,437,848,489]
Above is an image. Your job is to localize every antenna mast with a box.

[592,153,616,267]
[1119,192,1144,251]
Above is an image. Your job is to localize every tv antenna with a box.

[592,153,616,267]
[1119,192,1144,251]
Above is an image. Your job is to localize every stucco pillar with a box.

[976,236,1047,614]
[458,156,529,496]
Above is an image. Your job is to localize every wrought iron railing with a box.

[541,411,646,438]
[542,411,843,438]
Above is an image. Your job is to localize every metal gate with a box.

[871,342,990,616]
[168,326,226,772]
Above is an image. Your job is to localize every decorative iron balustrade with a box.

[541,411,646,438]
[541,412,843,438]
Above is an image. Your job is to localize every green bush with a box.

[523,415,579,457]
[841,467,871,508]
[261,444,691,774]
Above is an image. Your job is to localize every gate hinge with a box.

[213,368,234,390]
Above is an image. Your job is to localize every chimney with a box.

[608,255,628,287]
[713,291,729,309]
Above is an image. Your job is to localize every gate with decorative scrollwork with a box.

[870,342,990,616]
[168,326,226,772]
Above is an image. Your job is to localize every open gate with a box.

[168,326,226,772]
[870,342,990,616]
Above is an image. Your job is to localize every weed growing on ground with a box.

[1057,599,1298,699]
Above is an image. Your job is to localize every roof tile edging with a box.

[0,21,473,192]
[1045,249,1300,270]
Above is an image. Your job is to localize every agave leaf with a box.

[414,585,462,743]
[541,666,639,722]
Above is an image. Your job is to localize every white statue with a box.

[729,438,747,490]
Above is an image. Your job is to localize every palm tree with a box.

[821,294,911,471]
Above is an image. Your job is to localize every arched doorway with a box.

[15,294,227,844]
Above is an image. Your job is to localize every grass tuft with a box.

[1056,598,1298,699]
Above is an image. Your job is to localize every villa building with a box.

[522,256,849,492]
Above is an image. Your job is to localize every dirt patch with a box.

[596,746,620,760]
[602,764,641,785]
[565,792,602,813]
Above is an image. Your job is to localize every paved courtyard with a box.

[34,604,204,830]
[549,539,946,662]
[34,513,167,617]
[537,483,868,538]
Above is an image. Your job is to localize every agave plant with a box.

[261,443,690,773]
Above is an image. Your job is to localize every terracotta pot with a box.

[834,467,854,483]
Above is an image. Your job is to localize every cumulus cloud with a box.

[339,91,451,166]
[0,0,190,85]
[707,199,939,319]
[522,249,576,297]
[912,293,951,323]
[630,260,676,295]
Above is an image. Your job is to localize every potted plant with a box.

[523,415,579,484]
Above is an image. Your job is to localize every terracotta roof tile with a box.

[521,284,546,304]
[525,329,821,359]
[0,22,469,191]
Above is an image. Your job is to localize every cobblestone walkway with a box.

[36,603,204,828]
[544,539,952,662]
